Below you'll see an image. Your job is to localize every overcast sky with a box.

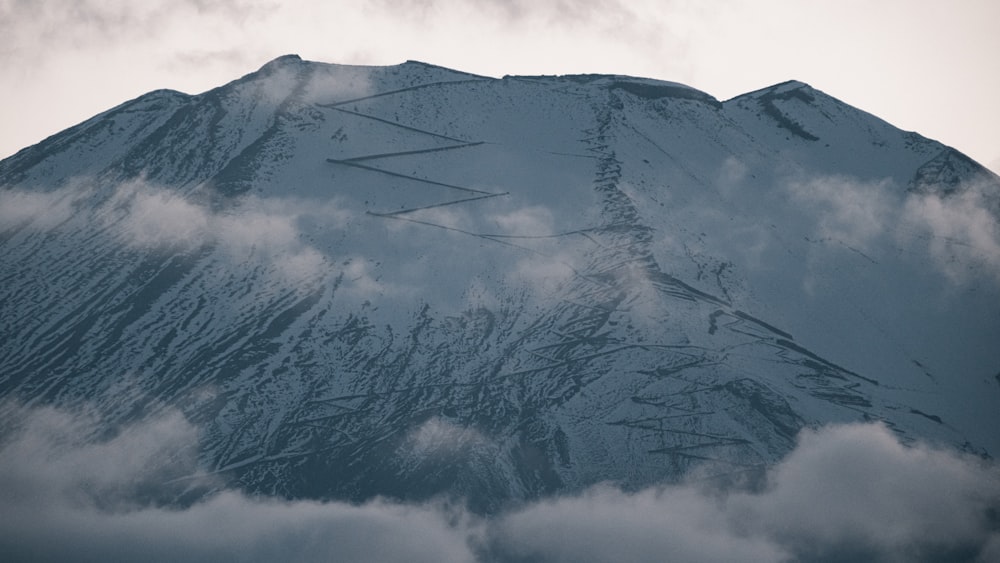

[1,0,998,172]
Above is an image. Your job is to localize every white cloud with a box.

[0,187,78,230]
[488,205,554,236]
[0,403,209,510]
[491,422,1000,562]
[901,186,1000,284]
[731,423,1000,561]
[111,182,212,248]
[2,487,478,563]
[340,256,401,300]
[404,416,489,460]
[489,484,787,563]
[781,171,1000,287]
[512,251,577,294]
[2,179,358,286]
[717,155,749,195]
[110,181,340,283]
[302,65,376,105]
[0,403,478,563]
[786,174,894,250]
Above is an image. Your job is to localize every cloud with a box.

[0,403,478,563]
[0,179,358,286]
[512,250,578,294]
[0,491,478,563]
[109,180,341,283]
[340,256,405,301]
[111,183,212,249]
[0,179,580,309]
[488,205,555,236]
[717,155,749,195]
[901,185,1000,284]
[487,484,788,563]
[302,64,376,105]
[0,403,205,510]
[404,416,490,460]
[0,186,77,230]
[779,171,1000,287]
[732,423,1000,562]
[3,401,997,563]
[786,174,893,250]
[490,423,1000,563]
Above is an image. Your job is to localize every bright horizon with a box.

[1,1,998,173]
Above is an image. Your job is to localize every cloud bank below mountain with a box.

[1,404,997,563]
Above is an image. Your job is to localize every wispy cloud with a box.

[0,179,357,288]
[0,185,77,230]
[403,416,491,461]
[780,171,1000,287]
[786,174,893,250]
[900,183,1000,284]
[109,180,342,284]
[488,205,555,236]
[511,250,578,294]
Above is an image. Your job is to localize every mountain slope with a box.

[2,55,998,510]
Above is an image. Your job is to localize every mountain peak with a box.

[1,56,997,512]
[257,54,304,74]
[771,79,813,92]
[728,79,815,102]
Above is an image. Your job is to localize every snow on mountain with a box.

[1,54,998,510]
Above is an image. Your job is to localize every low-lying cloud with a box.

[782,171,1000,287]
[0,403,477,563]
[0,179,592,314]
[786,174,892,251]
[0,185,77,230]
[901,186,1000,284]
[488,423,1000,563]
[2,403,997,562]
[0,179,353,286]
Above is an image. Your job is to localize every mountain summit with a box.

[2,56,998,510]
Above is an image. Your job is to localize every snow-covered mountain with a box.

[2,54,998,511]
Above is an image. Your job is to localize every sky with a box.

[1,0,999,173]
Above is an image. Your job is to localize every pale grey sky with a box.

[2,0,998,172]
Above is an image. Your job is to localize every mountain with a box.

[1,54,998,511]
